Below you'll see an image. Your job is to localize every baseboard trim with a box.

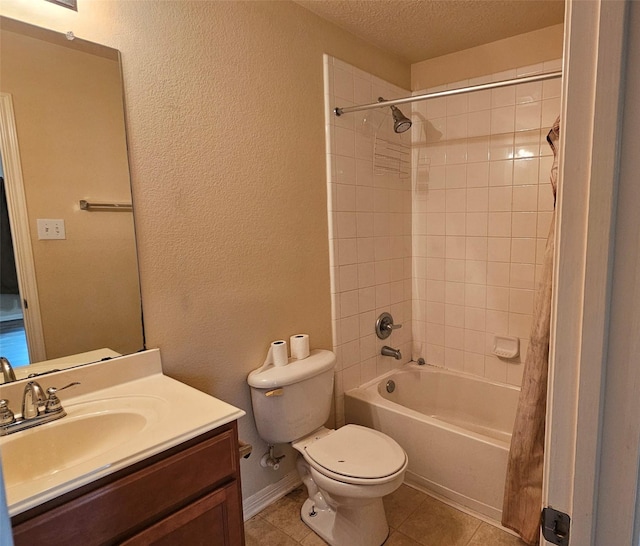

[242,471,302,521]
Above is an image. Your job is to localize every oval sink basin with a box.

[2,410,148,488]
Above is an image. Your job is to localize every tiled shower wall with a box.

[324,55,412,427]
[411,60,562,386]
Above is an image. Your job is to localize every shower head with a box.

[378,97,412,134]
[390,105,412,133]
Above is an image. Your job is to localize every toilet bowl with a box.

[247,349,408,546]
[292,425,407,546]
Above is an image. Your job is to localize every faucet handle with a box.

[45,382,80,413]
[375,312,402,340]
[0,399,15,426]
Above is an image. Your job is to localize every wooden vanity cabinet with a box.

[11,421,245,546]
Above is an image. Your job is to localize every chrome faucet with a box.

[381,346,402,360]
[21,381,47,419]
[0,381,79,436]
[0,357,16,383]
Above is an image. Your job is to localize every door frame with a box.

[0,92,46,363]
[543,0,630,544]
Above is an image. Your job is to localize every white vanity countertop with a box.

[0,349,245,517]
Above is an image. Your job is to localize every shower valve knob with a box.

[375,312,402,340]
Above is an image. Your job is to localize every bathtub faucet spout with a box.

[381,346,402,360]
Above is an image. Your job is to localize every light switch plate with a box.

[37,219,66,240]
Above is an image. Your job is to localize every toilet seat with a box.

[301,425,407,485]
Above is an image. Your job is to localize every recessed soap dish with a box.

[492,336,520,359]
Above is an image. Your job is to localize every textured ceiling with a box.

[294,0,565,63]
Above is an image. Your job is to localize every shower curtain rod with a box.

[333,70,562,117]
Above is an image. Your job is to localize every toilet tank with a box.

[248,349,336,445]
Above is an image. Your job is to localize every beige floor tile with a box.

[398,496,481,546]
[244,515,299,546]
[383,484,429,529]
[385,529,424,546]
[300,530,330,545]
[260,495,311,542]
[467,522,528,546]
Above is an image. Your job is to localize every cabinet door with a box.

[121,482,244,546]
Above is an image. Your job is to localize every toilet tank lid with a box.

[247,349,336,389]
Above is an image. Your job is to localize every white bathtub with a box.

[344,363,519,521]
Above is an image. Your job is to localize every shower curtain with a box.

[502,116,560,546]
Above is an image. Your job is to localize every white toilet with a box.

[248,349,407,546]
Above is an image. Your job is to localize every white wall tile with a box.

[446,189,467,212]
[489,186,513,212]
[337,211,357,238]
[465,307,486,331]
[512,185,538,211]
[489,160,513,186]
[516,82,543,105]
[358,262,376,288]
[514,130,542,158]
[467,187,489,212]
[488,237,511,262]
[445,283,466,306]
[444,304,464,329]
[509,288,534,314]
[467,212,488,236]
[512,212,537,238]
[466,162,490,187]
[488,212,512,237]
[511,238,536,264]
[515,102,542,131]
[491,106,515,134]
[510,263,535,289]
[465,260,487,284]
[486,286,510,311]
[446,164,468,188]
[513,158,539,185]
[489,134,514,161]
[467,138,490,162]
[487,262,510,287]
[338,238,358,265]
[486,310,509,335]
[447,114,468,140]
[492,85,516,108]
[446,213,466,235]
[334,155,357,184]
[468,110,491,138]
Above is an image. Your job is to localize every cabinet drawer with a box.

[13,429,237,545]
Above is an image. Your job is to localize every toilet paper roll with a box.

[266,340,288,367]
[290,334,310,360]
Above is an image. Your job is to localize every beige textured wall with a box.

[0,24,143,360]
[0,1,409,498]
[412,24,564,90]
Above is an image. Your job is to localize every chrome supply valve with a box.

[260,445,285,471]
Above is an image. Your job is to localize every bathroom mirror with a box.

[0,17,144,382]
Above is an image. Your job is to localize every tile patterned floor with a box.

[245,484,527,546]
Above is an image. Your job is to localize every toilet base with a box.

[300,497,390,546]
